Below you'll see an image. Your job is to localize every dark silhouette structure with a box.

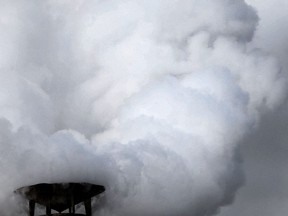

[16,183,105,216]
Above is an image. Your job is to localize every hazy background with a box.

[220,0,288,215]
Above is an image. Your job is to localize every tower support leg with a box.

[46,203,51,216]
[29,200,35,216]
[84,198,92,216]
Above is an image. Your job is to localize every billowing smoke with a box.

[0,0,286,215]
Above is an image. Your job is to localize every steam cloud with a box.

[0,0,286,215]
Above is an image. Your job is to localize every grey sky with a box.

[219,1,288,215]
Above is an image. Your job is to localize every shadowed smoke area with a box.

[0,0,286,215]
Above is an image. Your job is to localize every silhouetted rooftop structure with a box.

[16,183,105,216]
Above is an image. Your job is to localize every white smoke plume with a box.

[0,0,286,215]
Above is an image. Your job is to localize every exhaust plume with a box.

[0,0,286,215]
